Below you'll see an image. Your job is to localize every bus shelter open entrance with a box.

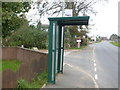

[48,16,90,84]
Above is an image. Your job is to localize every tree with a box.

[64,26,89,48]
[2,2,31,38]
[3,25,48,49]
[36,21,49,31]
[36,0,107,17]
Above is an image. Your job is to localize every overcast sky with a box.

[26,0,119,38]
[89,0,119,38]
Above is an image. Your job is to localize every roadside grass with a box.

[17,70,48,88]
[0,60,22,72]
[69,45,86,50]
[110,41,120,47]
[96,41,102,43]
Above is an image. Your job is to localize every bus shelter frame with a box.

[48,16,90,84]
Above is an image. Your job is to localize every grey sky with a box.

[89,0,119,38]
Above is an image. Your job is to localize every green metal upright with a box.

[48,21,53,83]
[48,21,58,84]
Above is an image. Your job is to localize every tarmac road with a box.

[64,41,118,88]
[44,41,118,88]
[94,41,118,88]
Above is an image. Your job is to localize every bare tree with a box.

[35,0,107,17]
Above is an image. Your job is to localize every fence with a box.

[2,47,48,88]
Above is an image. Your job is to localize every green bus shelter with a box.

[48,16,90,84]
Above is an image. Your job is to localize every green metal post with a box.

[53,21,57,84]
[48,21,53,83]
[48,21,57,84]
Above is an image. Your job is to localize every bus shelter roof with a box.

[48,16,90,26]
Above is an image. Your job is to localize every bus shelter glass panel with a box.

[60,27,64,72]
[52,22,56,82]
[56,25,59,73]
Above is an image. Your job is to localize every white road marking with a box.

[95,74,98,80]
[63,63,66,66]
[94,67,97,72]
[94,63,96,66]
[93,47,99,84]
[66,63,73,68]
[64,52,71,56]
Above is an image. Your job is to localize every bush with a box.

[3,27,48,49]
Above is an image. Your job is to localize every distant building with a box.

[109,34,120,44]
[101,37,108,40]
[110,34,118,42]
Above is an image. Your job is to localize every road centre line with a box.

[95,74,98,80]
[94,63,96,66]
[66,63,73,68]
[63,63,66,66]
[94,67,97,72]
[93,46,98,81]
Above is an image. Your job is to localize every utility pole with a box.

[62,0,65,17]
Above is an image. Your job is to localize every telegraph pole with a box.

[62,0,65,17]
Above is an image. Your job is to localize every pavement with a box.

[44,63,98,88]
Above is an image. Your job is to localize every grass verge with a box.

[69,45,87,50]
[0,60,22,72]
[17,70,48,88]
[96,41,102,43]
[110,41,120,47]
